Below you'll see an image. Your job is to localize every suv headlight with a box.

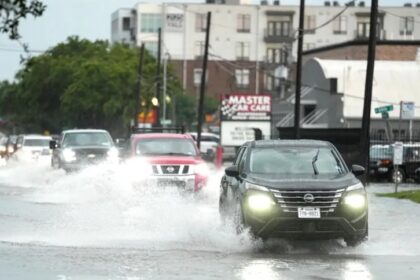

[62,148,76,162]
[247,193,275,211]
[344,183,366,209]
[244,182,275,211]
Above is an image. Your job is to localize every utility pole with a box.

[197,12,211,150]
[361,0,379,176]
[155,27,162,127]
[134,44,145,129]
[294,0,305,139]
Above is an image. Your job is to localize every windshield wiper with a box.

[312,149,320,175]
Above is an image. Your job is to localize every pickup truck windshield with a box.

[135,138,197,156]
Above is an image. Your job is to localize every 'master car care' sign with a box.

[221,94,271,121]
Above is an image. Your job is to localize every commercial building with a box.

[111,1,420,99]
[111,1,420,138]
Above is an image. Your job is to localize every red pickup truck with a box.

[127,130,209,192]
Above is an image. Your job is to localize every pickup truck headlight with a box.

[62,148,76,162]
[194,162,209,176]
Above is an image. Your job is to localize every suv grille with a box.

[269,188,345,213]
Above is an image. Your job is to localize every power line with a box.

[381,10,420,25]
[298,0,356,35]
[0,46,44,54]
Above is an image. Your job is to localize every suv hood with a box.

[245,173,359,190]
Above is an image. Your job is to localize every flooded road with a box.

[1,161,420,279]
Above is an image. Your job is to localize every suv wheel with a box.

[391,168,405,184]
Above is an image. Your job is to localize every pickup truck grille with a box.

[152,165,190,175]
[269,188,345,213]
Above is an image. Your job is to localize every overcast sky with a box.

[0,0,409,81]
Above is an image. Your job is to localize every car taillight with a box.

[378,159,391,166]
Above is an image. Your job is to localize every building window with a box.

[304,15,316,34]
[237,14,251,33]
[400,17,414,36]
[235,69,250,89]
[194,69,203,86]
[194,41,205,58]
[333,16,347,34]
[122,17,131,31]
[144,41,158,57]
[264,73,278,91]
[356,16,383,39]
[196,13,207,32]
[266,48,287,64]
[303,104,316,119]
[235,42,250,60]
[267,18,292,37]
[140,14,162,33]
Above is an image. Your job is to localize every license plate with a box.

[298,207,321,218]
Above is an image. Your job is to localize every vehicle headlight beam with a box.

[247,193,275,211]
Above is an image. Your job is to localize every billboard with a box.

[221,121,271,146]
[221,94,271,121]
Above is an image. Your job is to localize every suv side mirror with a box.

[49,140,58,150]
[351,164,365,176]
[225,165,239,177]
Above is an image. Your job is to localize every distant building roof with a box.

[309,58,420,119]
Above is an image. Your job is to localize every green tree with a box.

[0,37,176,135]
[0,0,46,39]
[0,36,220,135]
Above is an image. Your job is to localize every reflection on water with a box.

[342,260,372,280]
[239,260,289,280]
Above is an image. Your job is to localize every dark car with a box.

[369,145,393,181]
[50,129,118,172]
[370,144,420,183]
[219,140,368,246]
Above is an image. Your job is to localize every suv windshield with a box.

[249,146,346,175]
[63,132,112,148]
[135,138,197,156]
[23,139,50,147]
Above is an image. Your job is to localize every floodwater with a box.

[0,160,420,280]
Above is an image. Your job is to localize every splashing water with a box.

[0,160,256,253]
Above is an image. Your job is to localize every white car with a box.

[13,134,53,162]
[188,132,219,160]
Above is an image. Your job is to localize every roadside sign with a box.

[160,119,172,125]
[374,105,393,114]
[393,141,404,165]
[381,112,389,119]
[401,102,415,120]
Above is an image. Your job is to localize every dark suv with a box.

[219,140,368,246]
[50,129,118,172]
